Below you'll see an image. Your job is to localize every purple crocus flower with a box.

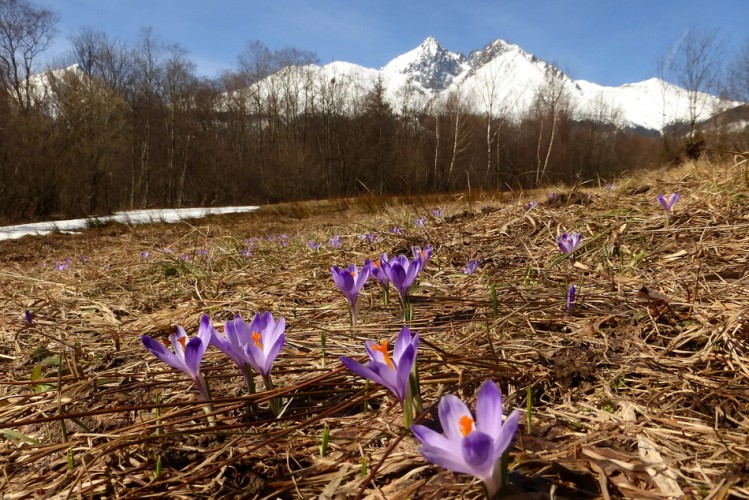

[340,326,419,404]
[432,208,442,218]
[567,284,576,311]
[412,245,433,269]
[329,234,341,248]
[463,259,479,275]
[241,311,286,380]
[308,241,322,252]
[210,314,255,389]
[54,262,69,271]
[365,255,390,287]
[411,379,520,497]
[140,251,150,259]
[180,253,190,261]
[239,247,252,258]
[365,255,391,305]
[331,264,371,324]
[196,249,208,256]
[657,193,681,211]
[381,254,422,299]
[141,314,213,399]
[24,309,32,325]
[524,201,538,210]
[415,217,426,228]
[557,232,582,254]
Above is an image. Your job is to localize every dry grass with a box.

[1,157,749,499]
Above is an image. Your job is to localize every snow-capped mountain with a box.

[240,37,738,133]
[381,36,468,91]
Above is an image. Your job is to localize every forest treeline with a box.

[0,1,747,224]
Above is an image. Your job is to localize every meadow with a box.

[1,157,748,499]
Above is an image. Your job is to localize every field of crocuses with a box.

[1,159,749,498]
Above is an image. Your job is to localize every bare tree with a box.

[429,90,471,190]
[131,27,165,207]
[163,43,196,207]
[660,28,726,141]
[728,38,749,103]
[473,43,519,183]
[69,27,133,94]
[48,67,129,214]
[0,0,58,112]
[532,66,572,183]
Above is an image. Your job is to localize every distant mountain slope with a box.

[242,37,740,133]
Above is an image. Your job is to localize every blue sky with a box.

[37,0,746,87]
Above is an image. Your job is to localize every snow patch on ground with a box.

[0,206,259,241]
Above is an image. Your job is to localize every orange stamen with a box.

[177,336,187,350]
[371,340,394,369]
[252,331,263,349]
[374,259,381,268]
[459,415,474,437]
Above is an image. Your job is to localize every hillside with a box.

[0,158,748,498]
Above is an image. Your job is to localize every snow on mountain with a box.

[381,36,468,92]
[453,39,577,118]
[574,77,729,131]
[233,37,740,132]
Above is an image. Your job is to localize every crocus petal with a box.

[393,326,413,362]
[388,264,410,296]
[395,344,416,389]
[170,326,189,363]
[340,356,388,389]
[492,409,520,459]
[340,271,357,303]
[462,430,494,468]
[439,394,474,444]
[356,265,371,289]
[194,315,213,361]
[142,335,184,371]
[412,424,450,449]
[475,379,503,440]
[183,336,205,379]
[364,340,388,365]
[417,443,478,477]
[368,362,406,401]
[225,316,250,359]
[261,313,285,350]
[244,343,265,376]
[261,332,285,375]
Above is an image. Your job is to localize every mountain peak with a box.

[381,37,466,91]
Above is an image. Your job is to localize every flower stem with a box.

[402,395,413,429]
[348,303,356,327]
[400,295,413,322]
[197,374,216,427]
[263,374,282,417]
[244,364,259,414]
[409,363,423,414]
